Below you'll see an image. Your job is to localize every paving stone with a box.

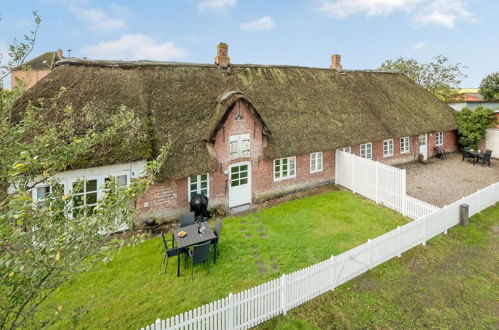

[245,233,252,238]
[251,245,258,250]
[271,263,279,270]
[252,253,260,259]
[258,267,267,274]
[259,233,268,238]
[256,261,264,266]
[240,220,247,224]
[256,227,265,232]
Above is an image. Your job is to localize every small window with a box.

[229,134,250,160]
[310,152,323,173]
[340,146,351,153]
[435,132,444,146]
[383,139,394,157]
[72,179,98,217]
[274,156,296,181]
[400,137,410,154]
[188,174,209,201]
[360,143,372,159]
[36,186,51,207]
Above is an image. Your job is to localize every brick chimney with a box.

[214,42,230,68]
[330,54,342,71]
[56,48,63,58]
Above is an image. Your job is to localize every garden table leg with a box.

[177,252,181,277]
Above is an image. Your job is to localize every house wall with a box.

[136,101,458,222]
[11,69,50,89]
[485,129,499,159]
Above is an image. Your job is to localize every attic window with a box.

[234,102,244,121]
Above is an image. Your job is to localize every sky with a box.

[1,0,498,88]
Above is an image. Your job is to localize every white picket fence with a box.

[335,150,439,219]
[141,184,499,330]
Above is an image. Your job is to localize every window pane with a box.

[190,191,197,200]
[73,195,84,208]
[190,175,198,183]
[231,180,239,187]
[201,181,207,189]
[86,192,97,205]
[231,173,239,180]
[86,179,97,192]
[240,178,248,185]
[117,175,128,186]
[201,188,208,195]
[240,171,247,178]
[240,165,248,172]
[190,183,197,191]
[201,174,208,181]
[37,186,49,199]
[73,181,84,194]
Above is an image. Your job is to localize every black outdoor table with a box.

[172,223,216,277]
[467,150,484,165]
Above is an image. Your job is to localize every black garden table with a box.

[172,223,216,277]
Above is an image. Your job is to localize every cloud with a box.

[70,5,127,32]
[198,0,236,11]
[82,34,188,61]
[240,16,275,31]
[413,42,426,49]
[319,0,475,28]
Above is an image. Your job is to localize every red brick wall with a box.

[11,70,50,88]
[136,100,458,221]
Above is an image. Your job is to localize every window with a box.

[72,179,98,217]
[230,164,248,187]
[340,146,351,153]
[360,143,372,159]
[189,174,209,201]
[310,152,323,173]
[435,132,444,146]
[229,134,250,160]
[35,186,51,207]
[383,139,394,157]
[274,156,296,181]
[400,137,410,154]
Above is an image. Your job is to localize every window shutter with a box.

[230,136,239,160]
[241,135,250,157]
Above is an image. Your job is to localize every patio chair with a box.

[462,147,471,161]
[180,212,195,227]
[161,232,180,274]
[434,146,446,159]
[478,150,492,167]
[211,219,223,263]
[187,241,211,280]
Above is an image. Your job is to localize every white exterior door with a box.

[229,162,251,208]
[419,134,428,160]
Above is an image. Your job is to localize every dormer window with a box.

[229,134,250,160]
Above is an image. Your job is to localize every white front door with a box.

[229,162,251,208]
[419,134,428,160]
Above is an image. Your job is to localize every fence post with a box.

[443,205,448,235]
[155,318,161,330]
[402,169,407,216]
[422,217,427,246]
[351,154,355,194]
[280,274,288,315]
[228,293,234,329]
[330,255,336,290]
[375,162,379,204]
[367,239,372,270]
[397,226,401,257]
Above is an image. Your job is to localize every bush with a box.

[456,106,495,148]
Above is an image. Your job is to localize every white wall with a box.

[485,129,499,159]
[449,102,499,111]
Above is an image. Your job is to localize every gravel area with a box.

[399,152,499,207]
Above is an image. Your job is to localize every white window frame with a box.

[360,143,372,159]
[435,132,444,146]
[188,173,209,201]
[229,134,250,160]
[310,152,323,173]
[400,137,410,154]
[273,156,296,181]
[383,139,394,157]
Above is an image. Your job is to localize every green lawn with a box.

[258,203,499,329]
[44,189,409,329]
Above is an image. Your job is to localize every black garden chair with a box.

[180,212,195,227]
[211,219,223,263]
[161,232,180,274]
[434,146,446,159]
[478,150,492,167]
[187,241,211,280]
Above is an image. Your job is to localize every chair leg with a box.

[191,260,194,280]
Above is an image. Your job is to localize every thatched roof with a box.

[13,59,457,180]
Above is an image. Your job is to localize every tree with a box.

[455,106,496,148]
[379,55,467,103]
[0,13,169,329]
[479,72,499,101]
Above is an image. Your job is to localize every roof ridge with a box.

[54,58,398,74]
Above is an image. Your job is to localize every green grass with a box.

[258,203,499,329]
[43,189,409,329]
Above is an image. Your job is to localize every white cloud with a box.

[70,5,127,32]
[240,16,275,31]
[413,41,426,49]
[319,0,475,28]
[198,0,236,11]
[82,34,188,61]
